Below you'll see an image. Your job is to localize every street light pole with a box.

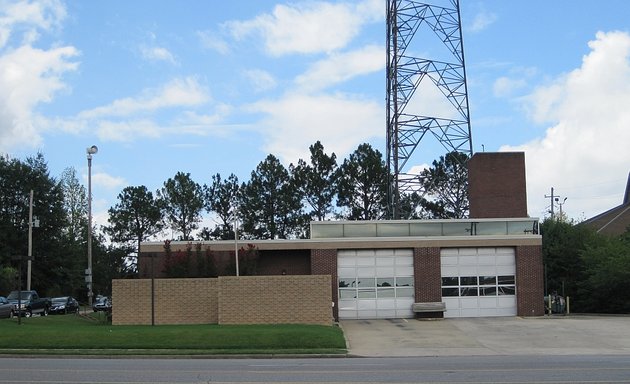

[234,214,239,277]
[86,145,98,307]
[27,190,33,291]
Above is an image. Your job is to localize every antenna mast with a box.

[386,0,473,219]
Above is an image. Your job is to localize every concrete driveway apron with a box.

[340,316,630,357]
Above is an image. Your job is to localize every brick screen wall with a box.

[112,279,152,325]
[516,245,545,316]
[413,247,444,318]
[112,275,332,326]
[154,278,219,325]
[218,275,332,325]
[310,249,338,320]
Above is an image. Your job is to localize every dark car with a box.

[0,296,14,319]
[92,296,111,312]
[49,296,80,315]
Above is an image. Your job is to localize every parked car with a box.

[49,296,80,315]
[6,290,51,317]
[0,296,14,319]
[92,296,111,312]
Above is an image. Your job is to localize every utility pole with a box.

[545,187,567,220]
[545,187,558,219]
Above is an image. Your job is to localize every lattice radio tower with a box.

[386,0,473,219]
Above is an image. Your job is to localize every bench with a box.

[412,302,446,313]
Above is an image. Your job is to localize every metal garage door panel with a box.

[338,249,414,319]
[441,247,516,318]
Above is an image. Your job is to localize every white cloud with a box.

[91,171,127,190]
[493,76,527,97]
[0,0,66,48]
[243,69,277,92]
[78,77,209,119]
[225,0,381,56]
[95,119,162,142]
[246,92,382,165]
[140,45,177,65]
[197,30,230,55]
[502,31,630,220]
[46,77,232,142]
[0,44,79,152]
[295,44,383,92]
[469,10,497,33]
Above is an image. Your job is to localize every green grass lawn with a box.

[0,313,347,356]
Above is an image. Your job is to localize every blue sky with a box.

[2,0,630,233]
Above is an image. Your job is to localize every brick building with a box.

[583,172,630,236]
[136,152,544,321]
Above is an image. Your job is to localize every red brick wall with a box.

[468,152,528,218]
[257,250,311,275]
[311,249,338,320]
[413,247,444,318]
[516,245,545,316]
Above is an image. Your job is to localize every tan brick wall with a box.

[112,275,332,326]
[218,275,332,325]
[112,279,152,325]
[113,278,218,325]
[153,278,218,325]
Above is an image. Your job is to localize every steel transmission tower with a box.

[386,0,473,219]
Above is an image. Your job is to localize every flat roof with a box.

[140,218,541,253]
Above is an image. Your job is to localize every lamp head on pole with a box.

[86,145,98,159]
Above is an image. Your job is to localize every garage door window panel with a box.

[397,287,414,297]
[358,289,376,299]
[339,289,356,299]
[338,277,355,288]
[442,287,459,296]
[396,277,414,287]
[480,286,497,296]
[498,286,515,296]
[378,288,395,298]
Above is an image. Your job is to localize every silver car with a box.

[0,296,14,318]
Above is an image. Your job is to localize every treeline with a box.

[0,143,467,300]
[0,153,131,300]
[542,218,630,313]
[106,142,469,246]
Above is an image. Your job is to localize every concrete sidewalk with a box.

[340,316,630,357]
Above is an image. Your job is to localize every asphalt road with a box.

[2,355,630,383]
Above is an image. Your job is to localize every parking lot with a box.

[340,315,630,357]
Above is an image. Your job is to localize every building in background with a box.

[583,173,630,236]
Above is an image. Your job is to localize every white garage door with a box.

[338,249,414,319]
[441,247,517,318]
